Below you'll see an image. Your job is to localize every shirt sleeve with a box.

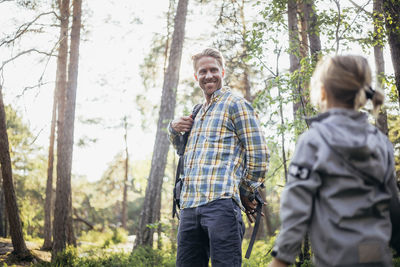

[230,99,269,196]
[167,121,182,151]
[272,131,321,264]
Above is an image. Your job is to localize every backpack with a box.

[172,104,202,219]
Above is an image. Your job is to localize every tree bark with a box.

[239,0,252,102]
[52,0,70,256]
[303,0,321,63]
[3,197,7,238]
[0,86,32,260]
[288,0,302,118]
[53,0,82,256]
[383,0,400,107]
[66,194,76,246]
[298,0,309,59]
[122,117,129,230]
[42,58,58,251]
[64,0,82,249]
[374,0,388,135]
[134,0,188,248]
[0,187,4,237]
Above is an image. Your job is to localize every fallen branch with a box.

[73,210,94,230]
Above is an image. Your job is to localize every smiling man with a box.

[168,48,269,267]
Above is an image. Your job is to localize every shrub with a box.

[34,245,174,267]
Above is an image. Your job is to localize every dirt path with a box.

[0,238,51,266]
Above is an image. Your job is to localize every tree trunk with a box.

[0,86,32,260]
[64,0,82,249]
[52,0,70,256]
[383,0,400,107]
[374,0,388,135]
[156,199,162,249]
[303,0,321,63]
[0,190,3,237]
[260,190,273,236]
[288,2,311,263]
[42,63,58,251]
[298,0,309,59]
[239,0,252,102]
[288,0,302,118]
[122,117,129,230]
[53,0,82,256]
[134,0,188,248]
[66,194,76,246]
[3,198,8,238]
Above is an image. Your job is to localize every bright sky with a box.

[0,0,219,181]
[0,0,395,182]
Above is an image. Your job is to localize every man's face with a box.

[194,56,224,101]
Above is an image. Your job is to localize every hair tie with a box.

[365,86,375,100]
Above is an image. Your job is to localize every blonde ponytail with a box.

[311,55,383,117]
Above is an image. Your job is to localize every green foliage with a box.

[300,259,314,267]
[71,154,148,238]
[394,256,400,267]
[35,246,175,267]
[78,228,128,250]
[52,246,79,267]
[242,235,277,266]
[111,228,127,246]
[3,105,47,239]
[388,114,400,177]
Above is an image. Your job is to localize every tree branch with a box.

[1,49,55,72]
[0,11,59,48]
[16,81,53,98]
[73,210,94,230]
[347,0,372,16]
[339,0,372,40]
[333,0,341,53]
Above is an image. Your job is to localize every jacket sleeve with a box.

[230,99,269,196]
[272,131,321,264]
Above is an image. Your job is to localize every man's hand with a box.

[268,258,289,267]
[240,192,265,223]
[171,116,194,133]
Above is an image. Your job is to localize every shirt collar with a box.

[203,88,228,109]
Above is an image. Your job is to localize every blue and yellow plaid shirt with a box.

[168,88,269,209]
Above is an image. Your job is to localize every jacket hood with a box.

[308,108,389,183]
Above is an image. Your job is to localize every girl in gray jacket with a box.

[270,55,399,267]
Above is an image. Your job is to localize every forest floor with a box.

[0,236,136,266]
[0,237,50,266]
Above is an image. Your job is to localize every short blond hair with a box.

[310,55,384,117]
[192,48,224,72]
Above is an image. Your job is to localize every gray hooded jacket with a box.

[272,108,398,267]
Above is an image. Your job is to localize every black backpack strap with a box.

[172,104,203,219]
[245,189,264,259]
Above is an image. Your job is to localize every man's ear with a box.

[321,85,326,101]
[194,73,198,81]
[222,69,225,77]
